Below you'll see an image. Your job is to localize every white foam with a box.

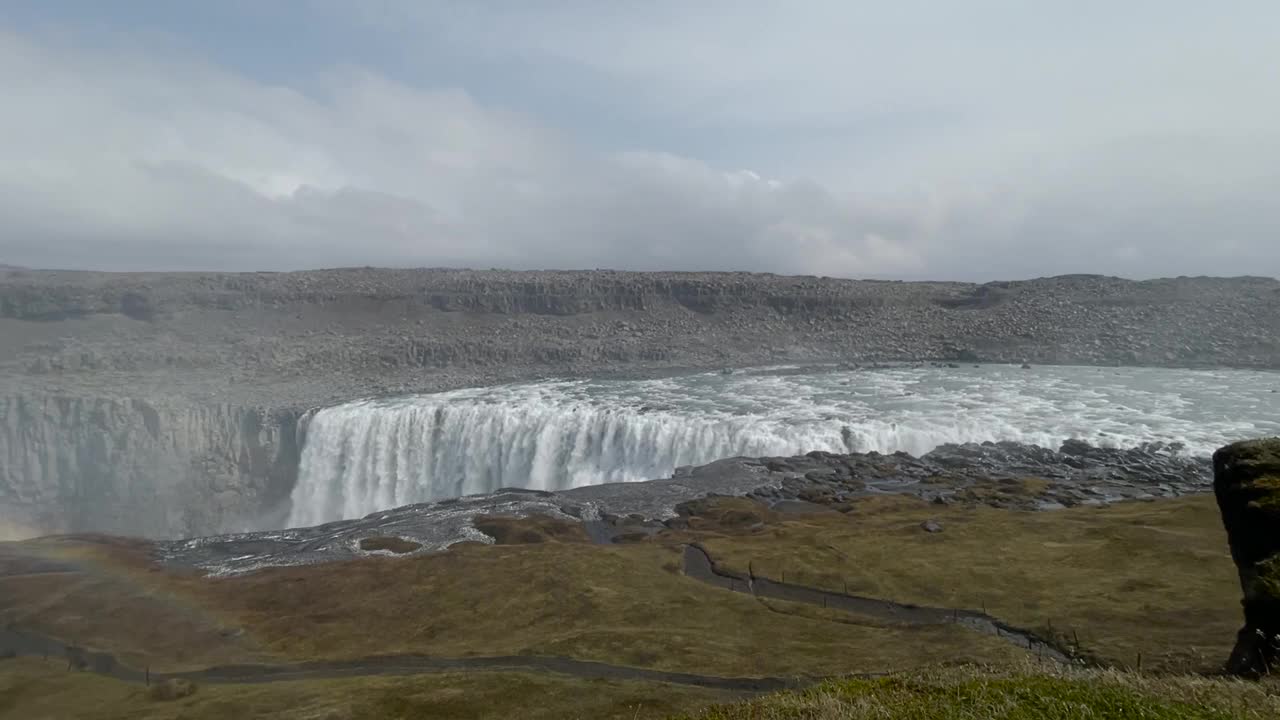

[287,365,1280,526]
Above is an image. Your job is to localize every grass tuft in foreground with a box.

[673,664,1280,720]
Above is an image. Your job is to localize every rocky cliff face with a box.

[0,395,301,538]
[1213,438,1280,677]
[4,271,1278,387]
[1,267,1277,539]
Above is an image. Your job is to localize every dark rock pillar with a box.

[1213,438,1280,677]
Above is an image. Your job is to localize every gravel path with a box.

[0,541,1078,691]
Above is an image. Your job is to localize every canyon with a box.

[2,267,1278,538]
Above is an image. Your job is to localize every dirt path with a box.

[0,543,1076,691]
[681,544,1074,664]
[0,626,805,692]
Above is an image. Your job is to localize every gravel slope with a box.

[2,268,1277,408]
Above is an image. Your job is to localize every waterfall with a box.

[286,396,850,527]
[285,365,1280,527]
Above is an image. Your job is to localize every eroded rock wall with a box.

[0,395,301,538]
[1213,438,1280,676]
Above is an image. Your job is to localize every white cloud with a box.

[1,6,1279,280]
[0,30,924,275]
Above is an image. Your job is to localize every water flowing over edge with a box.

[286,365,1280,526]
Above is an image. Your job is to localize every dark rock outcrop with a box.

[1213,438,1280,676]
[746,440,1210,511]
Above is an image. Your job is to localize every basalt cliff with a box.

[1,268,1277,538]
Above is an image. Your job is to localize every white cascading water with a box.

[286,364,1280,527]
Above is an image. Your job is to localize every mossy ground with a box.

[1215,438,1280,621]
[1222,438,1280,513]
[470,513,591,544]
[1257,556,1280,595]
[357,536,424,554]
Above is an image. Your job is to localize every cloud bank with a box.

[1,2,1278,280]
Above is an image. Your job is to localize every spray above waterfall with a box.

[286,365,1280,527]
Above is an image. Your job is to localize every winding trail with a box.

[680,544,1074,664]
[0,543,1075,692]
[0,626,804,692]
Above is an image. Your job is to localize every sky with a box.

[1,1,1277,280]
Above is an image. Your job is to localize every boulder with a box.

[1213,438,1280,677]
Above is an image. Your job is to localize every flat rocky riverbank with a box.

[156,439,1211,576]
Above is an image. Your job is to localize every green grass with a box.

[5,660,1277,720]
[193,542,1026,677]
[674,664,1280,720]
[0,657,729,720]
[691,494,1240,671]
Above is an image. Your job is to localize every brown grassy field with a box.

[0,536,270,671]
[0,657,732,720]
[193,541,1034,676]
[0,535,1026,678]
[690,494,1240,672]
[0,493,1253,718]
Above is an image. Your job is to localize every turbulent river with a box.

[285,364,1280,527]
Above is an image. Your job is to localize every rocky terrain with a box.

[3,268,1279,405]
[156,439,1212,577]
[2,267,1277,539]
[1213,438,1280,676]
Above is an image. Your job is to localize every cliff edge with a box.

[1,268,1277,538]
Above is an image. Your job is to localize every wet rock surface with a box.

[158,440,1212,576]
[154,489,564,576]
[1213,437,1280,676]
